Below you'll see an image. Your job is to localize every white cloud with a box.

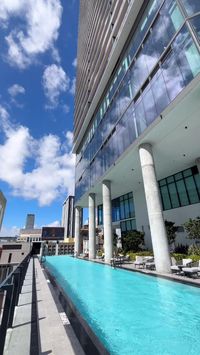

[42,64,70,109]
[0,105,75,206]
[0,226,20,237]
[72,58,77,68]
[8,84,25,97]
[69,77,76,95]
[1,0,62,68]
[46,220,60,227]
[63,104,70,114]
[66,131,73,147]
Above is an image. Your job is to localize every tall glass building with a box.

[73,0,200,272]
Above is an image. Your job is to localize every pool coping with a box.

[78,256,200,289]
[44,266,109,355]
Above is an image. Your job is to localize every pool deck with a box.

[4,257,85,355]
[80,257,200,287]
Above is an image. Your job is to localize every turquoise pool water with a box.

[45,256,200,355]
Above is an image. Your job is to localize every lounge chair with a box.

[182,261,200,278]
[145,257,155,270]
[171,258,192,274]
[133,256,145,268]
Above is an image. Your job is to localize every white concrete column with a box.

[89,193,96,259]
[74,206,82,256]
[139,143,171,273]
[55,242,59,256]
[196,158,200,174]
[102,180,113,263]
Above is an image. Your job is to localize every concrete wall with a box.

[0,243,30,265]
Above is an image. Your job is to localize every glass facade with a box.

[75,0,200,202]
[97,192,135,227]
[159,166,200,210]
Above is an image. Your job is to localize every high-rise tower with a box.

[74,0,200,272]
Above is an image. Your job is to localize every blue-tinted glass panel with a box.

[135,98,147,135]
[168,183,180,208]
[185,176,200,204]
[190,15,200,40]
[142,86,158,125]
[173,25,200,84]
[176,180,189,206]
[151,70,170,115]
[162,50,185,101]
[160,186,172,210]
[194,174,200,194]
[162,0,184,32]
[181,0,200,16]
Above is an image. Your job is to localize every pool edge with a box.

[44,266,110,355]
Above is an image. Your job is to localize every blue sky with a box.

[0,0,80,235]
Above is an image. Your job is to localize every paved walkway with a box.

[4,257,85,355]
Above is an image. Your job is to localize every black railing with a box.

[0,254,30,355]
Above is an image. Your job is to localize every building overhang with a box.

[73,0,144,153]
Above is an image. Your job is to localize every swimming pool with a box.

[45,256,200,355]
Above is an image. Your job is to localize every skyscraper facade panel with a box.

[74,0,200,270]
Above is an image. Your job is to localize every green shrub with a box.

[183,217,200,240]
[122,230,145,253]
[188,244,200,256]
[97,250,103,256]
[171,253,200,262]
[126,251,153,261]
[171,253,188,261]
[165,220,178,245]
[189,254,200,262]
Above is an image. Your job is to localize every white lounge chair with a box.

[182,261,200,278]
[133,256,145,268]
[171,258,192,274]
[145,257,155,270]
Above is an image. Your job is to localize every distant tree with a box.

[183,217,200,241]
[122,230,145,253]
[165,220,178,245]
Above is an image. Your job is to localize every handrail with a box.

[0,253,31,355]
[0,254,30,288]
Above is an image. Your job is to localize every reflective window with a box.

[97,192,135,224]
[151,70,170,114]
[181,0,200,16]
[98,205,103,225]
[159,166,200,210]
[75,4,200,202]
[190,15,200,40]
[120,219,136,234]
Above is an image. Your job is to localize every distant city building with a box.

[0,191,6,231]
[25,214,35,229]
[62,196,75,238]
[18,228,42,242]
[18,214,41,243]
[0,242,30,282]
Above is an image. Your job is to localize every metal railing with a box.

[0,254,30,355]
